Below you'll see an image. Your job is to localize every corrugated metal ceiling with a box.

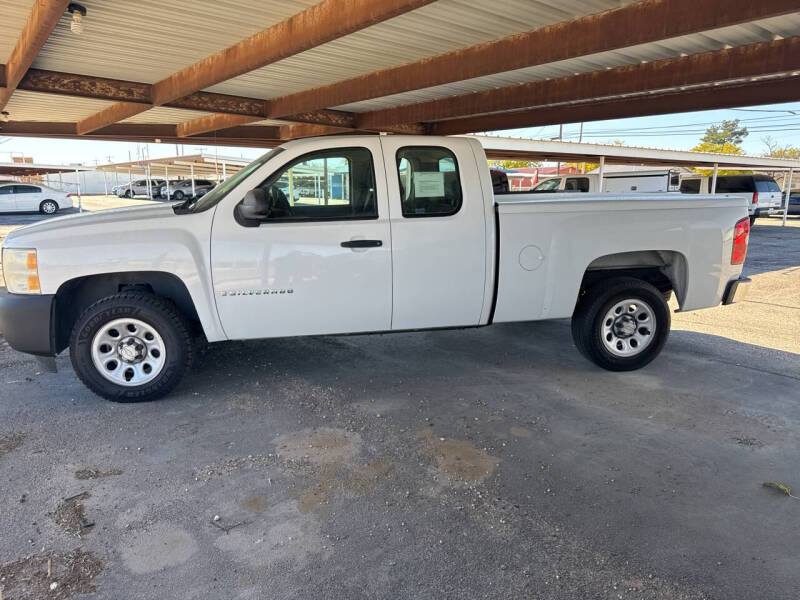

[4,90,115,122]
[335,13,800,112]
[204,0,638,99]
[0,0,35,64]
[120,107,213,125]
[31,0,318,83]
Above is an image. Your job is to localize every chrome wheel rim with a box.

[42,202,56,214]
[601,298,656,357]
[91,318,166,386]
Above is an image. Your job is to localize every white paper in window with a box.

[413,172,445,197]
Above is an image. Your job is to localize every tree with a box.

[488,159,541,169]
[762,135,800,159]
[691,141,745,176]
[701,119,748,145]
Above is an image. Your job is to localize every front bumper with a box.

[722,277,751,306]
[0,291,55,355]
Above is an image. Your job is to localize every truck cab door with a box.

[380,138,490,330]
[210,139,393,340]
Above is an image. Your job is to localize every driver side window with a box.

[259,147,377,221]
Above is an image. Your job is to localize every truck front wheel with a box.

[69,292,194,402]
[571,277,670,371]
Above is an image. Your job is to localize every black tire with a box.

[571,277,670,372]
[173,190,185,201]
[124,189,133,198]
[749,215,756,226]
[69,293,194,402]
[39,199,59,215]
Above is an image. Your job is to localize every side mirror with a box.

[237,188,270,223]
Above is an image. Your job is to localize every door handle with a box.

[341,239,383,248]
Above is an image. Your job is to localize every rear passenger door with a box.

[380,138,488,330]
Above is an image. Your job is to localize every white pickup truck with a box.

[529,169,681,194]
[0,135,751,402]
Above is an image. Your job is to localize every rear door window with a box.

[680,179,701,194]
[755,179,781,193]
[396,146,462,217]
[565,177,590,192]
[716,177,754,193]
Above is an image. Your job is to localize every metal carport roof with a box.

[94,153,250,178]
[0,161,91,177]
[0,1,798,146]
[473,136,800,170]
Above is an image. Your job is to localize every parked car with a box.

[0,135,750,402]
[527,169,681,194]
[156,180,183,199]
[115,179,166,198]
[111,183,129,196]
[0,182,73,214]
[159,179,215,201]
[680,173,783,224]
[787,192,800,215]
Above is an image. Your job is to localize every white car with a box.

[0,135,750,402]
[0,182,73,214]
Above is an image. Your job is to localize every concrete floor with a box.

[0,203,798,600]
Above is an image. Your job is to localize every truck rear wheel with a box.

[69,292,193,402]
[571,277,670,371]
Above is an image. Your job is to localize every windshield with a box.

[184,148,284,212]
[533,177,562,192]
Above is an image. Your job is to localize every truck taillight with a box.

[66,193,72,198]
[731,217,749,265]
[751,191,759,204]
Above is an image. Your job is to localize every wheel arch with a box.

[578,250,688,308]
[53,271,201,353]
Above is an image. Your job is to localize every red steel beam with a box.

[429,76,800,135]
[359,37,800,128]
[176,114,264,137]
[76,0,435,134]
[0,121,283,147]
[0,0,71,110]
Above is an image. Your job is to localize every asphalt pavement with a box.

[0,204,798,600]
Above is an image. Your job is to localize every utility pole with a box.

[556,124,563,176]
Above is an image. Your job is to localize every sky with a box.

[2,102,800,167]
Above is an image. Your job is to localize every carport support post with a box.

[190,164,195,197]
[165,166,170,201]
[711,164,718,193]
[597,156,605,192]
[102,171,108,196]
[783,168,793,227]
[75,168,82,213]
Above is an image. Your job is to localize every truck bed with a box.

[492,192,748,323]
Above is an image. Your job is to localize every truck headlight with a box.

[2,248,41,294]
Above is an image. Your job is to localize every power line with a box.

[562,114,800,137]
